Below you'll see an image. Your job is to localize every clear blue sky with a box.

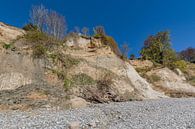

[0,0,195,56]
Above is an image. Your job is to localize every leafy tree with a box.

[140,31,177,66]
[179,47,195,63]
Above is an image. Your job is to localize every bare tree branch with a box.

[30,5,67,39]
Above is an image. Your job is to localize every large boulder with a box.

[67,96,89,109]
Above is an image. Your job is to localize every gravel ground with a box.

[0,98,195,129]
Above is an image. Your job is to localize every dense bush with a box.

[148,74,161,83]
[54,54,80,69]
[3,43,12,49]
[24,30,49,43]
[97,73,113,87]
[63,73,95,91]
[101,35,121,57]
[24,31,50,58]
[24,30,63,58]
[92,25,122,57]
[72,73,96,86]
[23,23,38,31]
[188,76,195,86]
[32,44,47,58]
[64,78,73,91]
[171,60,187,71]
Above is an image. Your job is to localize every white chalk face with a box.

[65,37,91,48]
[0,73,32,91]
[0,22,25,44]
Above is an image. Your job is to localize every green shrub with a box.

[48,53,80,68]
[33,44,47,58]
[135,67,153,75]
[49,68,67,80]
[24,30,62,46]
[146,74,161,83]
[97,73,113,87]
[63,73,95,91]
[120,55,127,60]
[24,30,49,43]
[24,31,47,42]
[64,55,80,69]
[24,30,64,58]
[188,76,195,86]
[48,54,80,81]
[23,23,38,31]
[72,73,96,86]
[101,35,121,56]
[3,43,12,49]
[64,78,73,91]
[171,60,187,71]
[92,26,121,57]
[53,54,80,69]
[93,33,103,38]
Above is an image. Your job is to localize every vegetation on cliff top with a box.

[22,4,194,72]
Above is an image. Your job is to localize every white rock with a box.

[68,121,80,129]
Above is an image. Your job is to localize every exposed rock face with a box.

[66,36,91,48]
[65,35,102,48]
[124,62,165,99]
[0,73,31,90]
[174,68,186,81]
[67,96,89,109]
[0,22,25,43]
[147,67,195,96]
[4,22,195,110]
[0,51,46,90]
[66,46,166,100]
[129,60,154,69]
